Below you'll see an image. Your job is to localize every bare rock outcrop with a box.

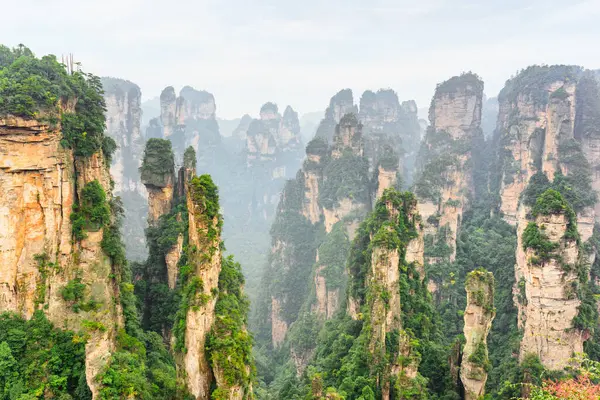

[415,73,483,263]
[140,139,176,224]
[0,115,122,397]
[101,77,147,260]
[366,191,423,399]
[517,191,586,370]
[315,89,357,142]
[176,176,223,398]
[497,66,581,225]
[461,269,495,400]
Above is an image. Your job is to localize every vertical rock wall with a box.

[0,116,122,397]
[101,77,147,261]
[461,269,495,400]
[415,73,483,263]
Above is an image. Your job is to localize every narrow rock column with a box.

[461,268,495,400]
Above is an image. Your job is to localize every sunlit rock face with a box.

[101,77,148,261]
[0,115,122,397]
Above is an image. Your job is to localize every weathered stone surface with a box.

[177,178,222,398]
[518,212,584,370]
[0,117,122,398]
[315,89,357,142]
[102,77,148,261]
[416,74,483,263]
[461,269,495,400]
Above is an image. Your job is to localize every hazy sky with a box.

[2,0,599,118]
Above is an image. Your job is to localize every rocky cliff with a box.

[141,138,176,225]
[246,102,303,176]
[461,269,495,400]
[517,190,591,370]
[494,66,600,369]
[0,52,128,397]
[414,73,484,263]
[365,191,424,399]
[153,85,221,168]
[136,140,254,398]
[359,89,421,185]
[315,89,357,142]
[101,77,148,261]
[497,66,583,224]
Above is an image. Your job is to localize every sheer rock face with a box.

[0,117,122,398]
[102,78,145,193]
[160,86,178,138]
[497,70,579,225]
[231,114,253,142]
[417,74,483,263]
[359,90,421,184]
[517,212,583,370]
[141,168,174,225]
[322,114,369,234]
[315,89,358,142]
[101,77,147,260]
[156,86,220,165]
[312,264,340,320]
[376,165,398,199]
[178,178,222,399]
[268,113,369,348]
[368,198,422,400]
[494,68,600,369]
[271,296,288,348]
[179,86,216,121]
[246,103,302,169]
[576,75,600,223]
[301,152,323,224]
[178,86,219,153]
[461,270,495,400]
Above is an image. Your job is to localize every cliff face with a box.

[315,89,357,142]
[575,73,600,222]
[257,111,372,352]
[246,102,303,174]
[349,190,427,398]
[493,66,600,369]
[101,77,147,261]
[415,73,483,263]
[461,269,495,400]
[497,66,582,224]
[178,175,223,398]
[517,191,587,370]
[140,139,176,225]
[359,90,421,185]
[0,115,122,397]
[155,86,221,167]
[137,141,253,398]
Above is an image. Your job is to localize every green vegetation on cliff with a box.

[0,311,92,400]
[140,138,175,187]
[207,256,256,397]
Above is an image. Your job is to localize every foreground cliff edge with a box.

[0,45,254,399]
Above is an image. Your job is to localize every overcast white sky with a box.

[2,0,599,118]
